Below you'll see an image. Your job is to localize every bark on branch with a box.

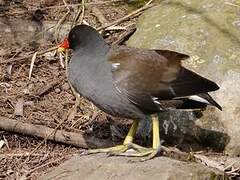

[0,116,112,148]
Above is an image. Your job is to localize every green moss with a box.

[128,0,240,75]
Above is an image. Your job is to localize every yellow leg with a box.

[139,114,161,161]
[84,120,141,154]
[84,115,161,161]
[123,120,138,144]
[125,114,161,161]
[152,113,160,149]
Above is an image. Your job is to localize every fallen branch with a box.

[0,116,112,149]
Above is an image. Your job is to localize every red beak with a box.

[59,37,69,49]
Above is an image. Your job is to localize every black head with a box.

[68,25,106,51]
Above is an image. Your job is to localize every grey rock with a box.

[128,0,240,156]
[0,17,71,48]
[39,154,226,180]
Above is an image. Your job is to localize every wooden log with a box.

[0,116,112,148]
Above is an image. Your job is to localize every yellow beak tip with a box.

[57,47,66,53]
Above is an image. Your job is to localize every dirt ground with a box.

[0,0,141,179]
[0,0,239,179]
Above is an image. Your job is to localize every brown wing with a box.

[107,46,219,112]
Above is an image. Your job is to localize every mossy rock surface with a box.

[39,154,226,180]
[128,0,240,156]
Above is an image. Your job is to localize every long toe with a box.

[128,146,162,162]
[109,144,161,159]
[139,148,160,161]
[83,144,129,155]
[82,143,153,157]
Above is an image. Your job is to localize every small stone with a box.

[55,88,61,94]
[62,82,70,91]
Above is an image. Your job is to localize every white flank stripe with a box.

[112,63,120,69]
[189,95,210,104]
[152,97,161,105]
[154,100,161,105]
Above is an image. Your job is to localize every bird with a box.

[58,24,222,161]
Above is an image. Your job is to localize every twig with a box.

[31,76,65,97]
[59,52,65,68]
[224,159,239,171]
[92,6,109,25]
[112,26,136,45]
[0,0,153,65]
[79,0,85,24]
[0,46,58,64]
[23,116,68,163]
[40,0,123,11]
[161,146,190,162]
[194,154,225,171]
[162,147,240,177]
[72,0,83,27]
[28,52,38,80]
[54,0,71,41]
[0,116,112,149]
[97,0,154,31]
[67,94,81,122]
[25,156,66,177]
[0,140,4,149]
[0,153,44,158]
[6,1,123,15]
[225,2,240,8]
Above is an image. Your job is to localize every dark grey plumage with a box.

[67,25,221,123]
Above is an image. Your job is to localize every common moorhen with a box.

[58,25,221,160]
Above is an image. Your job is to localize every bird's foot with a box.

[82,143,161,161]
[82,144,130,155]
[120,145,161,162]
